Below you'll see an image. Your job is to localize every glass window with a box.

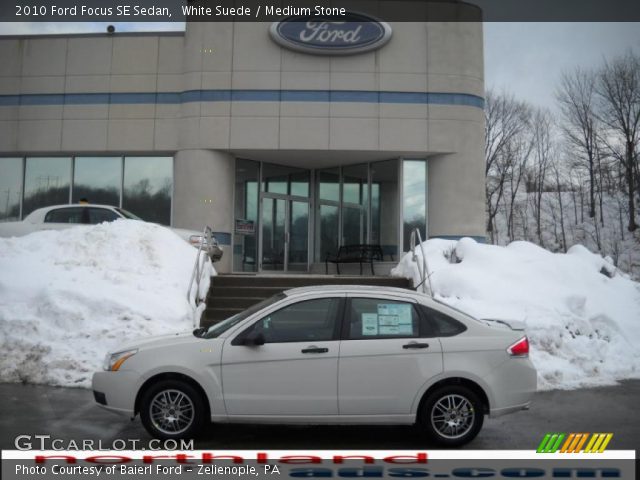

[23,157,71,216]
[262,163,288,195]
[403,160,427,252]
[44,207,86,224]
[316,204,339,260]
[420,305,467,337]
[245,298,340,344]
[348,298,419,340]
[342,164,368,205]
[262,163,309,197]
[342,164,368,246]
[87,207,120,224]
[73,157,121,206]
[290,169,310,197]
[371,159,399,259]
[123,156,173,225]
[317,168,339,202]
[115,208,142,220]
[0,157,23,222]
[234,159,260,272]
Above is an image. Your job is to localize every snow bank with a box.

[392,238,640,390]
[0,220,215,388]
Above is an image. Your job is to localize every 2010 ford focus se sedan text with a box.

[92,286,536,446]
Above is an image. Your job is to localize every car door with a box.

[338,294,443,416]
[221,295,344,417]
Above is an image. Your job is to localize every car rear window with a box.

[420,305,467,337]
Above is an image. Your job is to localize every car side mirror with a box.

[244,332,265,346]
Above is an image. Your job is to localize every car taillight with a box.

[507,336,529,357]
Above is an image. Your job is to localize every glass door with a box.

[261,196,286,271]
[288,200,309,271]
[260,195,309,272]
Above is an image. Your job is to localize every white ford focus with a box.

[92,285,536,446]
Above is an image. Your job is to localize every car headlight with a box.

[103,349,138,371]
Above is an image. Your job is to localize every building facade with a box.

[0,17,485,274]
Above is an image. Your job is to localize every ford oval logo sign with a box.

[270,13,392,55]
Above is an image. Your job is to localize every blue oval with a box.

[270,13,392,55]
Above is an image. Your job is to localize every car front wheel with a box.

[140,380,206,439]
[420,385,484,446]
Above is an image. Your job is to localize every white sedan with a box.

[92,285,536,446]
[0,204,222,261]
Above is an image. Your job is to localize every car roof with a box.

[284,284,425,298]
[24,204,120,222]
[35,204,117,212]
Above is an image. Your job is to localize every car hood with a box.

[112,331,200,353]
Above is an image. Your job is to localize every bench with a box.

[325,244,386,275]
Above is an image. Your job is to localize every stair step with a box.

[208,296,267,309]
[207,286,287,299]
[210,275,411,288]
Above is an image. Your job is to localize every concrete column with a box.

[428,150,486,240]
[173,149,235,273]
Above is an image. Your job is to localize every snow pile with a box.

[0,220,215,388]
[392,238,640,390]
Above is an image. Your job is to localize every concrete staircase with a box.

[202,274,413,327]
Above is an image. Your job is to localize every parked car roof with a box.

[284,284,424,298]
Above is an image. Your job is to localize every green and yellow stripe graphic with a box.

[537,433,613,453]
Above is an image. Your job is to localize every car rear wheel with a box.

[420,385,484,446]
[140,380,206,439]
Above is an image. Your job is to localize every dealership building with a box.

[0,11,485,274]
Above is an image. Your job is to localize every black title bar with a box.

[2,0,640,23]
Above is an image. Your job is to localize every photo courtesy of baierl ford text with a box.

[0,0,638,478]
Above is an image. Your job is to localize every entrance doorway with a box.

[260,195,309,272]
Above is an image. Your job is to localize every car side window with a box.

[420,305,467,337]
[88,208,120,224]
[347,298,420,340]
[44,207,86,224]
[243,298,340,344]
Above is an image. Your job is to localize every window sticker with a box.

[377,303,414,335]
[362,313,379,335]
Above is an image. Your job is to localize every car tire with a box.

[140,379,207,440]
[420,385,484,447]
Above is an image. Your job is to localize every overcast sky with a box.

[1,22,639,112]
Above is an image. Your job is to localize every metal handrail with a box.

[187,225,213,327]
[409,228,433,297]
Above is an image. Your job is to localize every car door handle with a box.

[301,346,329,354]
[402,342,429,349]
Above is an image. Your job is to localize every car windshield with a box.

[203,293,286,339]
[115,208,143,220]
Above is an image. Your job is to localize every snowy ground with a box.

[0,220,214,388]
[392,238,640,390]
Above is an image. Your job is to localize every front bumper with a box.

[92,370,140,417]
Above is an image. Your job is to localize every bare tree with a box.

[596,50,640,232]
[557,67,601,219]
[484,90,531,243]
[529,108,555,246]
[550,158,569,251]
